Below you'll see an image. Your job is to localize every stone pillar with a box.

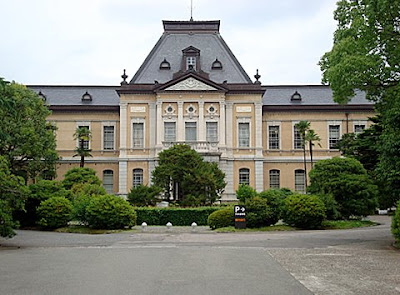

[225,102,233,156]
[118,161,128,196]
[255,102,263,157]
[219,101,226,146]
[255,160,264,192]
[156,101,163,147]
[177,101,184,141]
[149,102,156,155]
[198,101,205,141]
[120,103,128,156]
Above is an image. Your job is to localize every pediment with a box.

[165,77,218,91]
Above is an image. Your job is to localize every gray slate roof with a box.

[131,21,252,84]
[263,85,373,105]
[28,86,120,106]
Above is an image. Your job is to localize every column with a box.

[255,160,264,192]
[226,102,233,156]
[219,101,226,146]
[198,101,205,141]
[118,161,128,196]
[177,101,184,141]
[156,101,162,147]
[149,102,156,155]
[255,102,263,157]
[119,103,128,156]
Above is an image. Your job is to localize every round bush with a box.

[37,197,72,229]
[85,195,136,229]
[392,201,400,242]
[258,189,291,219]
[208,207,234,229]
[245,197,278,228]
[283,194,326,229]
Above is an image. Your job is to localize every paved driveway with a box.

[1,216,399,295]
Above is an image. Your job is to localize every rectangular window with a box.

[269,170,280,189]
[239,169,250,186]
[294,126,303,150]
[185,122,197,142]
[103,126,114,150]
[295,170,305,192]
[206,122,218,142]
[132,123,144,148]
[164,122,176,142]
[103,170,114,194]
[238,123,250,147]
[354,124,365,134]
[329,125,340,149]
[186,56,196,70]
[268,126,280,149]
[78,125,90,150]
[133,169,143,188]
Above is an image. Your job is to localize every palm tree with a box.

[73,127,92,168]
[295,120,310,188]
[305,129,321,169]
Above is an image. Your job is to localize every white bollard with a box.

[191,222,197,233]
[141,222,147,232]
[166,222,172,232]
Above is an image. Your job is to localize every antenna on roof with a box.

[190,0,194,21]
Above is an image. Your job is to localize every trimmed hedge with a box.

[135,207,221,226]
[38,197,72,229]
[208,208,234,229]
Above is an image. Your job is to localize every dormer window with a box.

[38,91,46,101]
[187,56,196,71]
[160,58,171,70]
[182,46,200,72]
[291,91,302,101]
[211,58,223,70]
[82,91,92,101]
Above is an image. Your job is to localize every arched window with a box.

[269,169,280,189]
[295,169,305,192]
[239,168,250,186]
[103,170,114,194]
[133,169,144,188]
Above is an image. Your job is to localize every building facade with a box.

[29,20,374,201]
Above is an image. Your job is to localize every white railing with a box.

[162,141,219,153]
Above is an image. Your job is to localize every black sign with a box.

[234,205,246,229]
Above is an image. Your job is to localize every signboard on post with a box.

[234,205,246,229]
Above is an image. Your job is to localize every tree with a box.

[73,126,92,168]
[0,78,58,181]
[305,129,321,169]
[295,120,310,186]
[61,167,101,190]
[319,0,400,205]
[127,185,162,207]
[0,156,28,237]
[152,144,226,205]
[308,157,378,219]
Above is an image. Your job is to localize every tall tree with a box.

[73,127,92,168]
[319,0,400,204]
[305,129,321,169]
[0,78,58,181]
[295,121,310,187]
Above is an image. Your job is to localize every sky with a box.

[0,0,338,86]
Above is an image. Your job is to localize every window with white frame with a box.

[354,124,365,134]
[132,122,144,147]
[185,122,197,141]
[269,169,280,189]
[206,122,218,142]
[293,126,303,150]
[103,126,114,150]
[186,56,196,70]
[239,168,250,186]
[238,122,250,147]
[103,170,114,194]
[164,122,176,142]
[77,125,90,150]
[133,169,143,188]
[295,169,305,192]
[329,125,340,149]
[268,126,280,149]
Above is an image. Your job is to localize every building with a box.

[29,19,374,201]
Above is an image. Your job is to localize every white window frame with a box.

[237,118,251,148]
[76,121,91,150]
[206,121,218,143]
[353,120,367,134]
[131,118,146,149]
[101,122,116,151]
[103,170,114,194]
[267,121,281,150]
[186,56,196,70]
[185,121,198,142]
[327,121,342,150]
[239,168,250,186]
[133,168,144,188]
[164,121,177,142]
[291,121,303,150]
[295,169,306,192]
[269,169,280,189]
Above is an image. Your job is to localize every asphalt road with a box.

[0,215,399,295]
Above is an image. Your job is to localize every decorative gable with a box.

[165,77,218,91]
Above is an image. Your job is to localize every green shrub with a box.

[37,197,72,229]
[85,195,136,229]
[62,167,101,190]
[392,202,400,241]
[283,194,326,229]
[208,208,234,229]
[245,197,278,228]
[71,183,107,198]
[318,194,341,220]
[71,194,92,224]
[136,207,220,226]
[127,185,162,206]
[259,188,291,219]
[236,184,258,203]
